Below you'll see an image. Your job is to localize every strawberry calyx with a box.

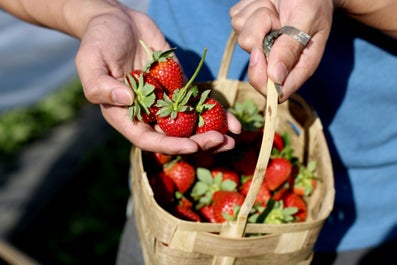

[140,40,177,73]
[155,48,207,120]
[190,167,237,210]
[293,161,320,196]
[248,198,297,224]
[124,72,156,122]
[229,99,264,132]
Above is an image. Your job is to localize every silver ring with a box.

[264,26,311,57]
[263,26,311,97]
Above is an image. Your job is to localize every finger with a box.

[100,104,201,154]
[226,111,242,135]
[248,46,269,96]
[75,45,134,106]
[190,132,236,152]
[232,4,281,52]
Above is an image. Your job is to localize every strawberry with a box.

[172,204,201,222]
[291,161,318,196]
[273,132,284,151]
[149,171,175,207]
[248,199,297,224]
[199,205,216,223]
[195,90,228,134]
[228,99,264,145]
[163,157,196,194]
[140,40,184,94]
[190,167,237,209]
[156,108,198,137]
[152,152,173,166]
[175,191,193,209]
[124,70,164,123]
[264,157,292,191]
[272,185,290,201]
[155,49,207,137]
[240,177,271,207]
[212,191,245,223]
[283,192,307,222]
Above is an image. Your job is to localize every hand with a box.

[75,7,241,154]
[230,0,334,101]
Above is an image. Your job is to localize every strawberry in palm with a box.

[195,90,228,134]
[140,40,184,94]
[155,49,207,137]
[124,70,164,123]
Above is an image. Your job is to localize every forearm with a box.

[0,0,127,39]
[335,0,397,38]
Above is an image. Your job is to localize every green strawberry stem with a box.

[156,48,208,117]
[139,40,176,71]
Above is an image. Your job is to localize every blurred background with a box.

[0,5,134,265]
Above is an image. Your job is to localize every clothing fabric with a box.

[126,0,397,254]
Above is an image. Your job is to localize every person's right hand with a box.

[230,0,334,101]
[75,6,241,154]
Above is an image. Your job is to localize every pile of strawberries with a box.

[124,42,227,137]
[143,99,319,224]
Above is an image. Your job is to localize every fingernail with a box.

[111,87,133,105]
[249,47,260,66]
[271,62,288,84]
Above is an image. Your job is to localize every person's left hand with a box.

[230,0,334,101]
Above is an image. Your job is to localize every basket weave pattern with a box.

[129,32,335,265]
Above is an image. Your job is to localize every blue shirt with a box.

[148,0,397,252]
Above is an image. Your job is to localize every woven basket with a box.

[129,31,335,265]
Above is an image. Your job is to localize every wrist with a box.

[63,0,129,39]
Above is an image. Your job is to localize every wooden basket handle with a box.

[216,31,239,81]
[212,32,280,265]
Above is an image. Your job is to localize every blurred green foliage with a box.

[0,78,87,156]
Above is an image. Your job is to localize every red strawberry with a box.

[212,191,245,223]
[264,157,292,191]
[240,177,271,207]
[175,191,194,209]
[149,172,175,207]
[152,152,173,166]
[211,166,240,186]
[273,132,284,151]
[156,109,198,137]
[172,205,201,222]
[190,167,237,210]
[155,49,208,137]
[291,161,318,197]
[228,99,264,145]
[272,185,290,201]
[124,70,164,123]
[140,40,184,93]
[195,91,228,134]
[199,205,216,223]
[163,158,196,194]
[283,192,307,222]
